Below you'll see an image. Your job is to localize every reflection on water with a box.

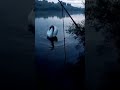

[36,13,85,64]
[36,12,85,89]
[47,36,58,50]
[36,10,84,18]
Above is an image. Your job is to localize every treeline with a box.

[35,1,84,12]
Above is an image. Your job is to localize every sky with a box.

[39,0,85,8]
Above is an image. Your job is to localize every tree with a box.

[86,0,120,62]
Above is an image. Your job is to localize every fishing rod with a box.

[58,0,81,64]
[58,0,79,29]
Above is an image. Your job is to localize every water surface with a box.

[35,13,84,64]
[35,11,85,89]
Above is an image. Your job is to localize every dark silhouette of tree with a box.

[35,0,84,11]
[86,0,120,62]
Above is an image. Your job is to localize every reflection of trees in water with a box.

[86,0,120,62]
[66,20,85,61]
[36,11,84,19]
[47,36,58,50]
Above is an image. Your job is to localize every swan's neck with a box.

[50,28,54,32]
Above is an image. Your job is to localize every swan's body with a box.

[47,26,58,38]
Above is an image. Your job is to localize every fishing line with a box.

[62,6,67,64]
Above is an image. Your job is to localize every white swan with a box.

[47,25,58,38]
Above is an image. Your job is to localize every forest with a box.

[86,0,120,62]
[35,0,84,11]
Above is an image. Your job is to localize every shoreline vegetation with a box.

[66,21,85,63]
[35,0,84,12]
[67,21,85,48]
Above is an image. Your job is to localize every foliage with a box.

[66,21,85,64]
[66,20,85,60]
[35,1,84,12]
[67,21,85,46]
[86,0,120,60]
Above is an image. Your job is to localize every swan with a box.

[47,25,58,38]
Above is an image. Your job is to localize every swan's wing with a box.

[53,28,58,36]
[47,30,52,38]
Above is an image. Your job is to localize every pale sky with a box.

[39,0,85,8]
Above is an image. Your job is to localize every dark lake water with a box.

[36,12,84,62]
[35,11,85,89]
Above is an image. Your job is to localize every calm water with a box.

[35,12,85,89]
[35,13,84,64]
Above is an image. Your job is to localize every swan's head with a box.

[49,25,54,31]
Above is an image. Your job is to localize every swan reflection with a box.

[47,36,58,50]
